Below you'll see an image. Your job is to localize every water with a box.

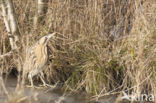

[0,74,121,103]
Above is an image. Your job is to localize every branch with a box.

[0,51,13,60]
[0,76,9,97]
[34,0,49,28]
[1,0,19,50]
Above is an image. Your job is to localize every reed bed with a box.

[0,0,155,102]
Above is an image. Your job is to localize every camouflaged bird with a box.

[23,33,56,87]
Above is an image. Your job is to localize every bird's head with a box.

[38,32,56,45]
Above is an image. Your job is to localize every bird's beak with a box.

[46,32,57,40]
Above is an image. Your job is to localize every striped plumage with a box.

[23,33,56,87]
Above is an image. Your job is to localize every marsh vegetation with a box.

[0,0,155,103]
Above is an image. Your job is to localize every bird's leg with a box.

[27,73,34,88]
[39,72,54,88]
[40,72,46,86]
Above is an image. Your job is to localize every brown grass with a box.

[0,0,155,103]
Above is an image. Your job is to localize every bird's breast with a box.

[34,44,48,67]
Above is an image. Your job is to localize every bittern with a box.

[23,32,56,87]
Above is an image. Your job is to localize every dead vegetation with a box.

[0,0,155,103]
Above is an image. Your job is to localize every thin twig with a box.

[0,76,9,98]
[0,51,13,60]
